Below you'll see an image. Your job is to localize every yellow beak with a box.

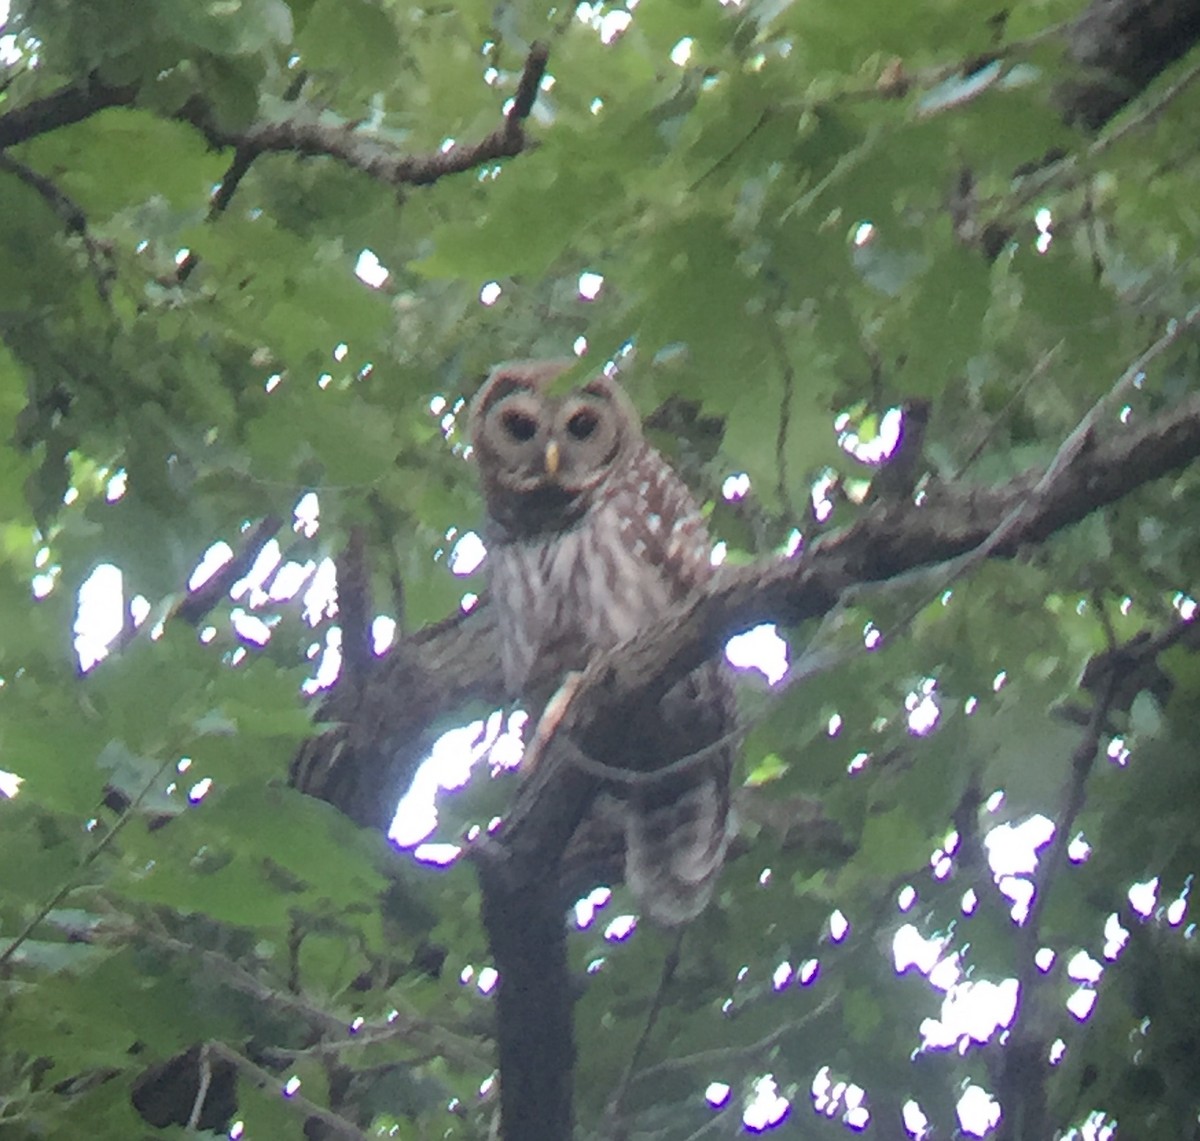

[544,439,560,477]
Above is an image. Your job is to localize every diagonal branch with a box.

[0,43,550,193]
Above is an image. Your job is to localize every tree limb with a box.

[0,43,550,192]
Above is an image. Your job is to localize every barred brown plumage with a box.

[469,359,736,925]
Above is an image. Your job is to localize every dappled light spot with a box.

[480,281,502,306]
[1067,833,1091,862]
[371,615,395,654]
[772,961,792,990]
[985,789,1004,812]
[75,563,123,670]
[923,978,1017,1050]
[812,1068,868,1129]
[476,967,499,995]
[744,1073,789,1131]
[229,1120,244,1139]
[302,627,341,695]
[827,713,842,737]
[725,624,788,684]
[105,468,127,500]
[604,914,637,942]
[282,1075,301,1098]
[294,491,319,537]
[461,592,480,612]
[847,752,870,774]
[479,1073,496,1098]
[574,334,588,355]
[1066,950,1103,984]
[811,470,837,522]
[354,249,389,287]
[997,875,1034,923]
[902,1099,930,1139]
[0,770,23,798]
[459,965,474,985]
[1167,892,1188,926]
[349,1016,364,1034]
[928,952,961,993]
[893,924,944,975]
[1106,736,1130,766]
[961,889,978,915]
[669,37,693,67]
[231,608,274,646]
[897,885,917,911]
[450,531,487,575]
[838,406,902,465]
[1174,592,1196,620]
[853,221,875,247]
[758,867,772,886]
[955,1083,1000,1137]
[188,777,213,803]
[1066,987,1097,1020]
[190,544,233,591]
[574,886,611,929]
[992,670,1007,692]
[705,1082,731,1108]
[578,271,604,299]
[829,910,850,942]
[710,540,727,566]
[317,372,332,389]
[199,625,218,644]
[232,539,281,605]
[863,622,882,649]
[586,957,605,974]
[1049,1038,1066,1064]
[1128,877,1158,917]
[723,472,751,500]
[905,683,940,735]
[784,528,803,557]
[798,958,819,986]
[1035,947,1056,972]
[412,843,462,867]
[985,815,1053,876]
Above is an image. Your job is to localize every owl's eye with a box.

[501,410,539,441]
[566,409,599,440]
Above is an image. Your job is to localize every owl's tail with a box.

[624,773,733,927]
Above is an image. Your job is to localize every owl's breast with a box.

[488,504,674,700]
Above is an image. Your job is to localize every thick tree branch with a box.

[0,44,549,192]
[0,74,137,148]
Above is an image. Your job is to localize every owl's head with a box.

[469,359,642,536]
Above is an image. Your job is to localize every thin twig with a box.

[953,343,1065,479]
[604,932,684,1137]
[765,317,797,519]
[205,1040,370,1141]
[634,991,839,1083]
[187,1043,214,1131]
[0,754,176,968]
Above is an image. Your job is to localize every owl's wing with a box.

[610,443,716,604]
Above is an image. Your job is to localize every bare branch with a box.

[0,152,116,301]
[0,44,550,196]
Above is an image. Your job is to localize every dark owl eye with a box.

[566,409,599,440]
[501,410,539,441]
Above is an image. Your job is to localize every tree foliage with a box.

[0,0,1198,1138]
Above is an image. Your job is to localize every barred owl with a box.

[469,359,736,925]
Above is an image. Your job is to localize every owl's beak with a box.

[544,439,560,477]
